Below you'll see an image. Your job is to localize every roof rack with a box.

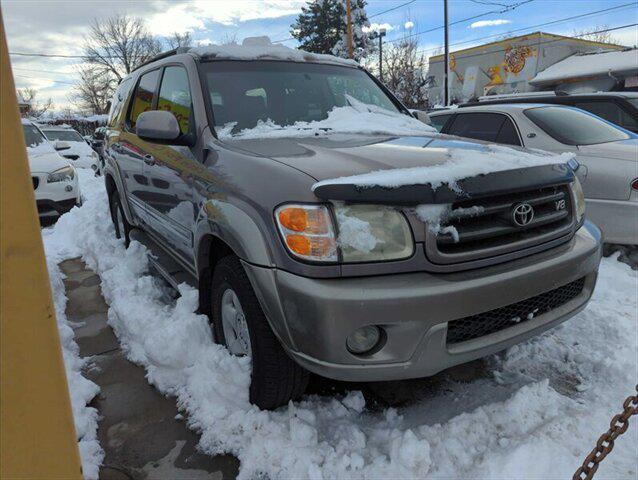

[476,91,560,102]
[132,47,191,73]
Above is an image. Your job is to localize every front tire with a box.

[109,192,130,247]
[211,255,308,409]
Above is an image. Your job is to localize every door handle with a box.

[143,154,155,166]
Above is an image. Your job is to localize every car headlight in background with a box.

[47,165,75,183]
[571,176,586,224]
[275,203,413,263]
[334,204,414,262]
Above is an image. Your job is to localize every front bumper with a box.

[244,221,602,382]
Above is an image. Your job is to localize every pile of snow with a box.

[42,165,637,479]
[190,36,358,67]
[35,111,108,124]
[218,95,435,140]
[531,48,638,85]
[313,144,574,193]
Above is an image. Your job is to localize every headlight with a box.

[47,165,75,183]
[275,204,337,262]
[334,204,413,262]
[571,176,586,224]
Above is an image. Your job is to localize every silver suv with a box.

[104,43,602,409]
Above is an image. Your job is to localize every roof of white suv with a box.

[430,103,552,115]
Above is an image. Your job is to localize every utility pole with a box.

[378,28,386,82]
[443,0,449,106]
[346,0,354,59]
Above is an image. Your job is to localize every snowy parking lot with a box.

[43,171,637,479]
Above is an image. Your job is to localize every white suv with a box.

[22,119,81,221]
[40,124,100,171]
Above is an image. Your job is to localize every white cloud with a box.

[404,21,415,30]
[363,23,395,33]
[469,19,511,29]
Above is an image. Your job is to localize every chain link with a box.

[573,385,638,480]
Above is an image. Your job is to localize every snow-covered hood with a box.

[577,138,638,162]
[225,134,575,203]
[27,145,71,173]
[60,140,95,158]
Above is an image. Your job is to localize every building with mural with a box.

[426,32,625,106]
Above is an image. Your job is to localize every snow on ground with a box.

[218,95,435,139]
[43,171,637,479]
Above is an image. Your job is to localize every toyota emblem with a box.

[511,203,534,227]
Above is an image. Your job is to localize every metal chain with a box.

[573,385,638,480]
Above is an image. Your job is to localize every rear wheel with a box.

[110,193,130,247]
[211,255,308,409]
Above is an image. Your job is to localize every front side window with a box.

[158,66,193,135]
[524,106,631,145]
[43,130,84,142]
[201,61,402,134]
[23,124,46,147]
[446,113,508,142]
[430,114,452,132]
[573,100,638,131]
[128,69,160,129]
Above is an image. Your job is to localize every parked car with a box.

[429,104,638,245]
[22,119,81,221]
[104,41,601,409]
[460,92,638,134]
[40,125,101,172]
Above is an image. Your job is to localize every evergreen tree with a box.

[291,0,375,61]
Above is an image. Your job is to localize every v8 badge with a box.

[555,199,566,211]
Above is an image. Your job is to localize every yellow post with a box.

[345,0,354,59]
[0,10,84,480]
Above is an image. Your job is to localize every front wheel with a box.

[109,192,130,247]
[210,255,308,409]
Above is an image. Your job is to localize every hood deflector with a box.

[312,163,575,205]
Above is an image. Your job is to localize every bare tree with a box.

[382,37,428,109]
[166,31,193,49]
[17,87,53,117]
[72,66,115,114]
[84,14,162,81]
[571,25,619,45]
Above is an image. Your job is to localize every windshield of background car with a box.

[22,124,47,147]
[44,129,84,142]
[201,61,401,134]
[524,106,631,145]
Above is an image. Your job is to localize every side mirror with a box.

[136,110,181,143]
[54,140,71,151]
[412,110,432,125]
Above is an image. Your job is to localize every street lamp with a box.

[378,27,386,83]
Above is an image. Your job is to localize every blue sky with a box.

[2,0,637,108]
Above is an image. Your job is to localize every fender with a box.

[103,153,137,227]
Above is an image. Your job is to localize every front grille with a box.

[63,155,79,160]
[32,176,39,190]
[427,185,573,264]
[446,277,586,345]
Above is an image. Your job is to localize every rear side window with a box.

[447,113,507,143]
[128,70,160,129]
[430,114,452,132]
[108,77,133,127]
[158,66,193,135]
[573,100,638,131]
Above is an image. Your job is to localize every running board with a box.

[129,229,197,290]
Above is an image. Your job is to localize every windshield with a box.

[201,61,402,135]
[44,129,84,142]
[524,106,631,145]
[23,124,47,147]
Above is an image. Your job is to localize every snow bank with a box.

[531,48,638,85]
[218,95,436,140]
[314,144,574,193]
[43,171,636,479]
[190,35,358,67]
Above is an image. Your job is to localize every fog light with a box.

[65,185,73,192]
[346,325,381,354]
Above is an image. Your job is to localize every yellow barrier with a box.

[0,10,83,480]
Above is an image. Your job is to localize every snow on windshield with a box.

[217,95,436,140]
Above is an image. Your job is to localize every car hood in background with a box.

[27,147,71,173]
[578,138,638,161]
[59,140,95,158]
[224,134,573,204]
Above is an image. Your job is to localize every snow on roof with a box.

[189,36,359,67]
[530,49,638,85]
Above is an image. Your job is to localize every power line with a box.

[13,66,77,75]
[414,2,636,56]
[14,74,76,85]
[385,0,535,44]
